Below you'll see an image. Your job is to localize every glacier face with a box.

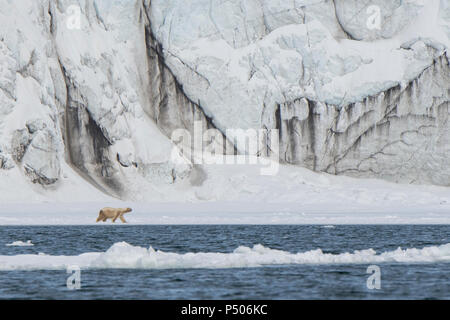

[0,0,449,200]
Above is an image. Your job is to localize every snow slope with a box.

[1,160,449,224]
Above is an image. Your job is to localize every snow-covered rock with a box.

[149,0,450,186]
[0,0,449,202]
[0,0,197,198]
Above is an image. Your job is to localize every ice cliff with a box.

[0,0,449,200]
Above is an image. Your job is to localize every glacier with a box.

[0,0,449,207]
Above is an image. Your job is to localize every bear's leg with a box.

[112,213,119,223]
[119,214,127,223]
[96,212,104,223]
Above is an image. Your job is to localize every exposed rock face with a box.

[22,127,61,185]
[277,54,450,185]
[142,2,232,151]
[0,0,449,199]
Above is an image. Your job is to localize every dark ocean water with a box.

[0,225,449,299]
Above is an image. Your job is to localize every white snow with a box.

[1,241,450,271]
[0,161,449,225]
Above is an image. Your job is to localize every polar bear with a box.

[96,207,132,223]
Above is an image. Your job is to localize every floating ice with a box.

[0,242,449,271]
[5,240,34,247]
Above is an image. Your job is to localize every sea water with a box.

[0,225,449,299]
